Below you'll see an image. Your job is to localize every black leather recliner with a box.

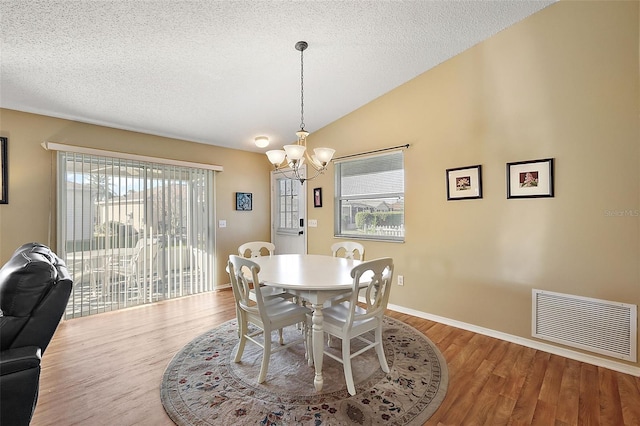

[0,243,73,426]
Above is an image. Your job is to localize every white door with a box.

[271,169,307,254]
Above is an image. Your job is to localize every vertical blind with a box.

[58,151,216,318]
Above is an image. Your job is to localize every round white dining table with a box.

[250,254,362,392]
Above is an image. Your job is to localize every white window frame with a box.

[334,150,405,242]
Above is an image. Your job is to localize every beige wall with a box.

[306,1,639,368]
[0,109,273,286]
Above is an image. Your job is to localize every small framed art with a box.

[446,165,482,200]
[235,192,252,211]
[313,187,322,208]
[507,158,554,199]
[0,137,7,204]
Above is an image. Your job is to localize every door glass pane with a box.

[276,178,299,232]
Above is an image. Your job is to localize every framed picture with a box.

[0,137,7,204]
[235,192,252,211]
[446,165,482,200]
[507,158,554,198]
[313,187,322,208]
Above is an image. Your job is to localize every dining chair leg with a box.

[258,334,271,383]
[234,317,248,363]
[235,306,241,338]
[303,330,308,362]
[296,297,304,331]
[305,318,313,365]
[342,337,356,396]
[278,328,284,345]
[375,326,390,373]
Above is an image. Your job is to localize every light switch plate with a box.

[308,219,318,227]
[218,220,227,228]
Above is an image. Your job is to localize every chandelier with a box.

[266,41,335,184]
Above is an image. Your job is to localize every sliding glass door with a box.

[58,152,215,318]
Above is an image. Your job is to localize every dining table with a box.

[250,253,364,392]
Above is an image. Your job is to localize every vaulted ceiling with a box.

[0,1,555,153]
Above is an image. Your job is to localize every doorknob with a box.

[298,231,304,235]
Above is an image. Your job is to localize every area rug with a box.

[161,316,447,425]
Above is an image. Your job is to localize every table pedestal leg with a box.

[312,303,324,392]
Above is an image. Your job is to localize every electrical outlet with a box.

[397,275,404,286]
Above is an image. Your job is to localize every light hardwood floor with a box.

[32,290,640,425]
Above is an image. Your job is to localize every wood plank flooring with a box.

[31,290,640,425]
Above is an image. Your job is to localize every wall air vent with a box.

[532,289,637,362]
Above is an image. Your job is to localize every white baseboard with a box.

[386,302,640,378]
[216,283,232,291]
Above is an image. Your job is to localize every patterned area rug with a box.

[161,316,448,425]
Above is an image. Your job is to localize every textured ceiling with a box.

[0,1,555,153]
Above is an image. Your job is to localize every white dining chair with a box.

[227,255,311,383]
[327,241,366,308]
[236,242,292,339]
[331,241,365,261]
[321,257,394,396]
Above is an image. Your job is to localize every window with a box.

[335,151,405,241]
[58,152,216,318]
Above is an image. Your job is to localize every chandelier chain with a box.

[300,45,305,132]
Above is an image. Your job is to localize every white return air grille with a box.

[532,290,637,362]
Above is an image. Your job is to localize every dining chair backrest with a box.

[344,257,393,328]
[238,241,275,258]
[331,241,365,261]
[237,241,293,302]
[227,255,267,318]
